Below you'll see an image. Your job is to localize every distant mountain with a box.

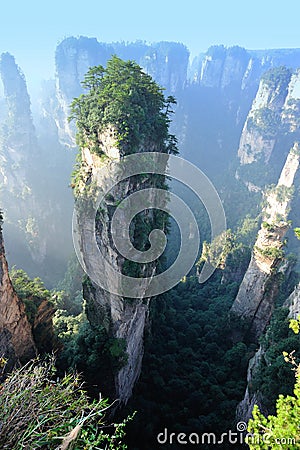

[2,37,300,280]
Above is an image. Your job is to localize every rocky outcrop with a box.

[75,129,167,403]
[0,53,45,266]
[0,216,36,368]
[231,143,300,338]
[55,37,111,145]
[195,45,250,89]
[238,67,291,166]
[0,53,36,196]
[284,281,300,319]
[140,42,189,93]
[282,69,300,132]
[236,347,266,423]
[237,261,300,423]
[190,46,300,92]
[0,53,75,285]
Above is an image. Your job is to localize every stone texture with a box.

[231,144,300,338]
[236,347,266,423]
[75,129,165,403]
[0,219,36,367]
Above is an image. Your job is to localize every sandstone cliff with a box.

[237,67,291,167]
[0,215,36,368]
[236,258,300,423]
[0,53,46,268]
[190,46,300,92]
[75,132,168,403]
[71,59,173,404]
[231,143,300,338]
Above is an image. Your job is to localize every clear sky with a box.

[1,0,300,86]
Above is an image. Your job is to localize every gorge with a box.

[1,38,300,449]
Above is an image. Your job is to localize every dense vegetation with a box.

[0,357,130,449]
[123,274,252,450]
[251,308,300,411]
[247,107,281,139]
[247,318,300,449]
[69,55,178,157]
[10,268,56,354]
[261,66,292,91]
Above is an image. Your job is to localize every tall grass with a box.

[0,356,131,449]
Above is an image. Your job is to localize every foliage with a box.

[247,317,300,449]
[261,66,292,91]
[251,309,300,411]
[290,316,300,335]
[294,227,300,241]
[9,268,60,354]
[198,218,258,280]
[0,356,131,449]
[55,315,128,398]
[274,185,294,203]
[69,55,178,157]
[198,230,235,269]
[255,245,284,260]
[10,267,51,302]
[247,107,281,139]
[56,255,84,316]
[124,276,252,449]
[236,215,259,247]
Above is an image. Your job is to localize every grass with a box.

[0,356,131,449]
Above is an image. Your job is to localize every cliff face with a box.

[237,67,291,168]
[231,143,300,338]
[0,53,36,203]
[237,263,300,423]
[71,58,173,403]
[0,217,36,368]
[235,66,300,202]
[76,138,164,403]
[0,53,74,285]
[191,46,300,92]
[55,37,111,145]
[0,53,46,265]
[194,45,250,90]
[236,347,266,423]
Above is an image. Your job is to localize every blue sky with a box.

[1,0,300,85]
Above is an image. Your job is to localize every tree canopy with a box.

[69,55,178,156]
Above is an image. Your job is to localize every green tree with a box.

[247,318,300,449]
[69,55,178,157]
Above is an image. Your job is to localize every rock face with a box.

[0,216,36,368]
[236,347,266,423]
[75,132,167,403]
[284,281,300,319]
[0,53,75,285]
[231,143,300,338]
[190,46,300,92]
[237,262,300,423]
[0,53,43,267]
[0,53,36,191]
[194,45,250,89]
[237,67,291,167]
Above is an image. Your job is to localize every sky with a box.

[1,0,300,87]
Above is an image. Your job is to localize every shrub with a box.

[0,357,131,449]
